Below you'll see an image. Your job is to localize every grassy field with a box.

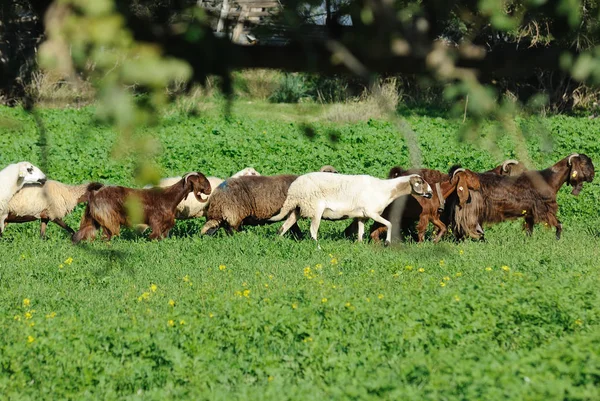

[0,103,599,400]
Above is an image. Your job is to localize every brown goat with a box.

[366,166,480,242]
[450,153,595,240]
[201,174,299,235]
[72,173,211,243]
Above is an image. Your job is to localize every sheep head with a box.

[183,172,212,202]
[451,168,481,207]
[408,175,433,199]
[567,153,595,195]
[232,167,261,178]
[17,162,46,185]
[319,165,338,173]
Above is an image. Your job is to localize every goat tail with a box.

[72,204,99,244]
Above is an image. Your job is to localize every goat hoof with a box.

[384,240,390,247]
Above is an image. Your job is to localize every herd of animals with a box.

[0,153,595,246]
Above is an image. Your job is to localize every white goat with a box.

[271,172,433,245]
[0,162,47,234]
[156,167,260,220]
[5,180,103,238]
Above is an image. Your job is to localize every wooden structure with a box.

[199,0,282,44]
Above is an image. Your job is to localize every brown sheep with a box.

[200,166,337,236]
[73,172,211,243]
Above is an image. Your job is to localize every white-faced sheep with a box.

[5,180,103,238]
[0,162,47,235]
[73,172,212,243]
[156,167,260,220]
[271,172,433,246]
[200,166,337,235]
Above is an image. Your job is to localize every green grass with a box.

[0,103,599,400]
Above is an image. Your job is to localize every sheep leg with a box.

[0,214,7,235]
[366,212,392,246]
[201,219,221,236]
[278,209,299,237]
[309,204,325,243]
[356,219,366,242]
[51,218,75,237]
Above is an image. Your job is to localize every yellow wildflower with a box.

[179,320,186,326]
[392,273,400,278]
[21,254,26,260]
[234,290,242,297]
[439,260,445,267]
[443,276,451,281]
[13,315,20,321]
[575,319,583,326]
[209,313,214,318]
[64,257,73,265]
[378,294,384,300]
[338,271,343,276]
[459,250,464,255]
[455,272,463,277]
[45,312,56,319]
[405,265,413,271]
[369,269,375,274]
[23,298,31,308]
[330,258,338,265]
[59,264,64,269]
[268,376,274,382]
[264,283,269,288]
[321,298,328,303]
[243,289,250,298]
[137,292,150,302]
[501,265,510,272]
[27,336,35,343]
[485,267,492,271]
[292,303,298,310]
[418,268,425,273]
[219,264,226,271]
[315,264,322,270]
[168,320,175,327]
[303,337,313,343]
[366,297,371,303]
[24,312,33,320]
[439,282,446,287]
[454,295,461,302]
[168,299,176,307]
[183,275,190,282]
[150,284,157,292]
[345,302,351,308]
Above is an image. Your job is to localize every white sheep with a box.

[270,172,433,246]
[5,180,103,238]
[0,162,47,234]
[156,167,260,219]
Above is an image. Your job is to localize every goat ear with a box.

[466,173,481,191]
[18,165,27,178]
[456,175,470,207]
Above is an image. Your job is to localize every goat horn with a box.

[184,172,199,184]
[567,153,580,166]
[501,159,519,172]
[452,168,466,178]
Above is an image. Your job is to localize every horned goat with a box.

[73,172,211,243]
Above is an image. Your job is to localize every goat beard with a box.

[571,182,583,196]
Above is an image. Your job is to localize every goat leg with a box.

[431,217,447,243]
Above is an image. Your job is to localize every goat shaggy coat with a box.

[6,180,103,237]
[73,173,211,243]
[272,172,433,245]
[450,154,595,240]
